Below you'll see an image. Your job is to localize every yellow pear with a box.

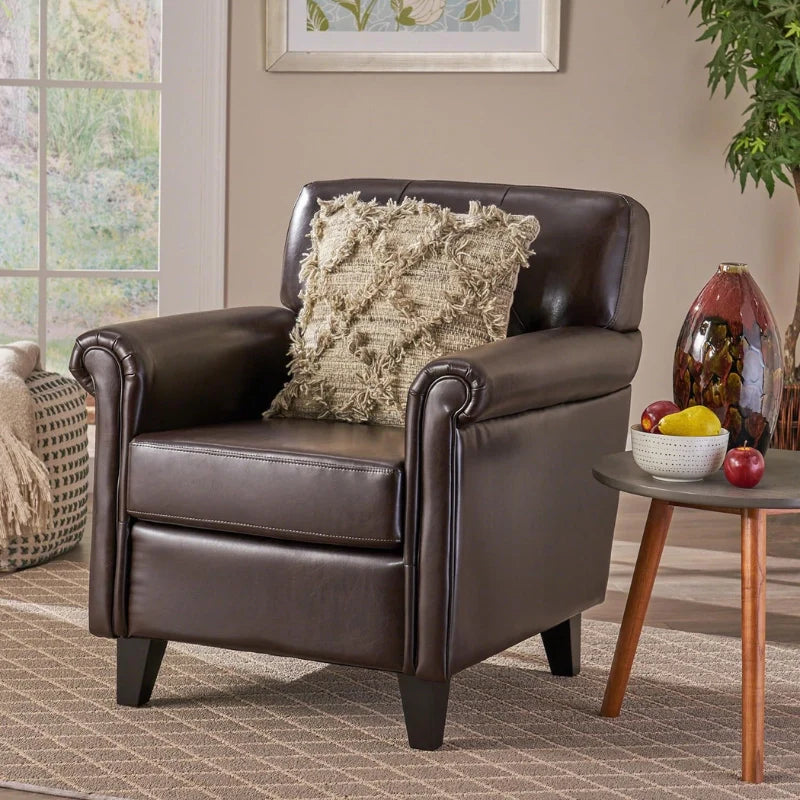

[658,405,722,437]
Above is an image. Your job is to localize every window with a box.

[1,0,227,376]
[0,0,163,374]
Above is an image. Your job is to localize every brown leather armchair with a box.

[70,179,649,750]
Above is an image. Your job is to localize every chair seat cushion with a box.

[127,418,405,549]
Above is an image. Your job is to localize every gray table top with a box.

[593,449,800,509]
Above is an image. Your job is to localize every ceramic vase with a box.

[673,263,783,454]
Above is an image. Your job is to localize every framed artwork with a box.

[266,0,561,72]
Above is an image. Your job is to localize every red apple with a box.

[723,447,765,489]
[641,400,680,433]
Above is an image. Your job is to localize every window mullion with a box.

[15,0,166,374]
[37,0,48,361]
[0,78,161,91]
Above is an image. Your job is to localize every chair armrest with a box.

[70,305,295,435]
[407,326,642,426]
[403,326,641,680]
[69,305,295,639]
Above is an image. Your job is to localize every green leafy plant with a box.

[669,0,800,380]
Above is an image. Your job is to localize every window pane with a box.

[48,0,161,81]
[47,89,160,270]
[0,277,38,345]
[0,86,38,269]
[0,0,39,78]
[46,277,157,373]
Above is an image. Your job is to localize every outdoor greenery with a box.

[0,278,36,343]
[47,88,160,271]
[0,276,157,374]
[0,0,160,374]
[670,0,800,379]
[48,0,160,82]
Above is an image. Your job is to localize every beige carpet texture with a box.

[0,562,799,800]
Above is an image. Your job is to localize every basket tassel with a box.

[0,422,52,547]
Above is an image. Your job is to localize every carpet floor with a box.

[0,562,798,800]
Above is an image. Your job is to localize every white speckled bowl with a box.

[630,424,730,481]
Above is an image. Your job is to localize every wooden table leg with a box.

[741,508,767,784]
[601,499,673,717]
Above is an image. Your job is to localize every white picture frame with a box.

[266,0,561,72]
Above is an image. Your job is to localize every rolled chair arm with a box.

[70,306,296,435]
[404,326,641,680]
[69,305,295,639]
[407,326,642,426]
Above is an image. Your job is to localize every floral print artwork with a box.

[306,0,520,32]
[396,0,447,26]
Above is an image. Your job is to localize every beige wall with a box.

[227,0,799,423]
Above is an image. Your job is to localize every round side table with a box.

[593,449,800,784]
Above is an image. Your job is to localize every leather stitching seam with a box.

[128,510,395,543]
[129,442,396,475]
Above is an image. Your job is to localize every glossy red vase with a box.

[673,263,783,454]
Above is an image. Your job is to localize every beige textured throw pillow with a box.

[268,192,540,427]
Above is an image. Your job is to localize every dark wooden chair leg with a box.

[397,675,450,751]
[117,637,168,707]
[541,613,581,677]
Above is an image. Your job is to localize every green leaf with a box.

[398,8,416,25]
[361,0,379,28]
[393,2,416,27]
[461,0,498,23]
[306,0,329,31]
[724,69,736,95]
[334,1,360,14]
[739,64,748,86]
[739,168,749,191]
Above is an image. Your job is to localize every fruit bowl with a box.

[630,425,730,481]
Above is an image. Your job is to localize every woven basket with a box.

[0,370,90,572]
[772,383,800,450]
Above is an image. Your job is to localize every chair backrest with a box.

[281,179,649,335]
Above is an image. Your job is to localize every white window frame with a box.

[0,0,227,361]
[160,0,228,314]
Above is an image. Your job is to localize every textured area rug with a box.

[0,562,799,800]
